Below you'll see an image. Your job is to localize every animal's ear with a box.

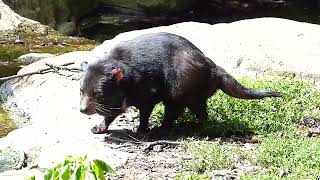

[80,61,89,72]
[112,68,124,81]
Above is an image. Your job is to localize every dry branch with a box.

[143,140,180,153]
[0,62,80,82]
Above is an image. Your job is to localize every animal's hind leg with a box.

[160,101,185,131]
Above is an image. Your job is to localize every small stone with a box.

[181,155,192,160]
[245,166,259,173]
[153,145,163,152]
[242,143,256,151]
[312,127,320,134]
[14,38,24,44]
[250,136,259,144]
[279,170,288,177]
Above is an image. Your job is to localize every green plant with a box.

[176,75,320,179]
[26,155,114,180]
[249,136,320,179]
[184,141,243,173]
[175,172,210,180]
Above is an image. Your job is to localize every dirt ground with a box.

[100,110,258,180]
[111,142,189,179]
[101,111,192,180]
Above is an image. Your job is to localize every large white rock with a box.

[0,0,37,31]
[0,17,320,178]
[94,18,320,80]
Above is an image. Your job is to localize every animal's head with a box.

[79,61,126,117]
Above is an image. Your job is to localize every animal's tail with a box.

[216,66,282,99]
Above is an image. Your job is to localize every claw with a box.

[91,124,109,134]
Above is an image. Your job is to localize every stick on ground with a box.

[0,62,79,82]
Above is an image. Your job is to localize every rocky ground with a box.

[0,17,319,179]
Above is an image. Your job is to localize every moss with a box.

[0,105,16,138]
[0,45,28,60]
[0,31,99,61]
[0,25,99,78]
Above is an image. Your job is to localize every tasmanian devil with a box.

[80,32,282,134]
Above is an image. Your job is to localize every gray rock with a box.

[0,0,54,36]
[17,53,55,65]
[0,169,44,180]
[0,0,36,32]
[0,148,19,173]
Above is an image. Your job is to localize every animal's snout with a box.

[80,96,96,115]
[80,106,94,115]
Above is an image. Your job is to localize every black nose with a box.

[80,107,87,114]
[80,106,91,114]
[80,106,95,115]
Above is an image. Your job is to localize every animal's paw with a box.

[91,124,109,134]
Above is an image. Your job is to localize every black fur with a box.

[80,32,282,134]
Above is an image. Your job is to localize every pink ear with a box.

[112,68,124,81]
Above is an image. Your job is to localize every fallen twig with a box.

[143,140,180,153]
[127,133,142,143]
[45,63,81,72]
[0,62,79,82]
[105,135,142,144]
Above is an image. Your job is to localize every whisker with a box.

[95,106,113,116]
[95,102,120,111]
[95,104,112,113]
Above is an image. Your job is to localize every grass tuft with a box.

[183,141,243,173]
[242,136,320,179]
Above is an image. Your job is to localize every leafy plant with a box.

[246,136,320,179]
[26,155,114,180]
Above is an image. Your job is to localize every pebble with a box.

[14,39,24,44]
[153,145,163,152]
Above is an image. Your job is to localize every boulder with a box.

[17,53,55,65]
[0,0,51,35]
[0,0,36,32]
[0,17,320,178]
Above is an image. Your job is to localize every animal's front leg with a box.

[137,105,155,133]
[91,116,115,134]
